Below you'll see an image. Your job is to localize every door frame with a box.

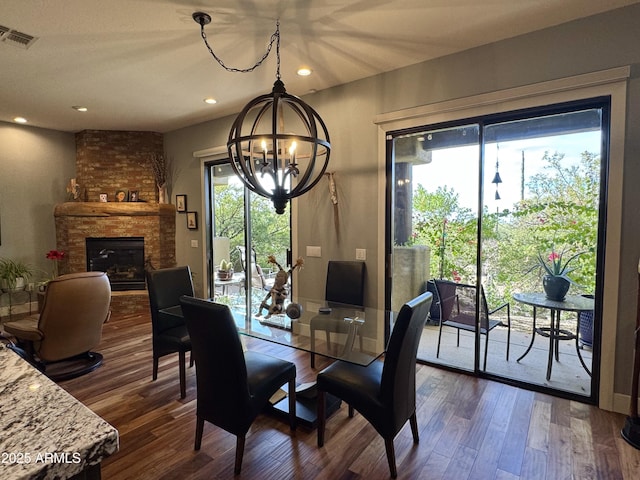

[374,66,629,410]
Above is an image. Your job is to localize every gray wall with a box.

[164,3,640,401]
[0,122,75,283]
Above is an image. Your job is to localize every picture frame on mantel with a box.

[176,194,187,213]
[129,190,139,202]
[186,211,198,230]
[99,193,108,202]
[115,189,128,202]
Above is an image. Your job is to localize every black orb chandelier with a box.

[193,12,331,214]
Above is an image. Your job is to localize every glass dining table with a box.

[160,296,393,427]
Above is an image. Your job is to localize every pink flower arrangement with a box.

[46,249,65,278]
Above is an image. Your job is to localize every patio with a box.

[418,314,593,397]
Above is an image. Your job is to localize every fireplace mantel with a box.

[54,202,175,218]
[54,202,176,277]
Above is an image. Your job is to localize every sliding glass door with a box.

[206,159,291,315]
[388,99,608,400]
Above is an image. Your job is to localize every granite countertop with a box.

[0,344,119,480]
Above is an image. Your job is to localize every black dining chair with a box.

[179,296,297,475]
[146,266,195,399]
[310,260,366,368]
[316,291,433,478]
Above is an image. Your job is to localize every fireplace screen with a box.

[86,237,145,291]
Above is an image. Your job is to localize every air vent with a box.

[0,25,38,49]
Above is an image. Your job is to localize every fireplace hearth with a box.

[86,237,145,291]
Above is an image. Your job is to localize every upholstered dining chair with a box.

[179,295,296,475]
[3,271,112,380]
[434,279,511,371]
[146,266,194,399]
[316,291,433,479]
[310,260,366,368]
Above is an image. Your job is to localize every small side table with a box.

[513,292,594,381]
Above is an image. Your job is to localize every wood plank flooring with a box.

[57,311,640,479]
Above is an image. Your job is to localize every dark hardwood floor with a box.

[57,311,640,479]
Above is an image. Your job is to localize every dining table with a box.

[160,296,393,428]
[513,292,594,381]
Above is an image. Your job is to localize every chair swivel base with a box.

[39,352,104,382]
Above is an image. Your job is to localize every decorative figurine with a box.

[257,255,304,318]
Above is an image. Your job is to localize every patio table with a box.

[513,292,593,381]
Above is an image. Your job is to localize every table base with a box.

[268,382,341,430]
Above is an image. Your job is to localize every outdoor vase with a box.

[543,275,570,301]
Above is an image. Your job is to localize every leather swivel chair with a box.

[4,271,111,380]
[316,291,433,478]
[146,266,194,399]
[179,296,297,475]
[310,260,365,368]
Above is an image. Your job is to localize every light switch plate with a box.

[356,248,366,260]
[306,246,321,257]
[191,240,198,248]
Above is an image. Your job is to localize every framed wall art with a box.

[186,211,198,230]
[176,194,187,212]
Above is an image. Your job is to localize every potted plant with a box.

[531,249,583,301]
[0,258,34,292]
[217,259,234,281]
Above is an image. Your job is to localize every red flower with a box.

[46,250,65,261]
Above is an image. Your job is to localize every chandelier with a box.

[193,12,331,214]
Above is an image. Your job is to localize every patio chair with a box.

[434,279,510,370]
[236,246,273,291]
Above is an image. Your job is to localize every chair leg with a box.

[310,352,315,369]
[506,318,511,361]
[410,412,419,444]
[456,329,460,347]
[384,438,398,479]
[179,351,186,399]
[194,416,204,450]
[152,356,159,381]
[317,390,326,447]
[483,332,489,371]
[189,352,194,367]
[288,377,297,431]
[436,323,444,358]
[348,404,354,418]
[234,435,245,475]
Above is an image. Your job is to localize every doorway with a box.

[387,99,608,401]
[205,159,291,315]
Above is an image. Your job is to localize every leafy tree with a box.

[214,183,290,271]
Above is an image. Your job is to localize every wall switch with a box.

[306,246,321,257]
[191,240,198,248]
[356,248,366,260]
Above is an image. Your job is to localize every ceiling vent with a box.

[0,24,38,49]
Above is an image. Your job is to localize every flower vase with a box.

[158,183,168,204]
[542,275,570,301]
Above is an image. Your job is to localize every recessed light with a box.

[72,106,88,112]
[297,67,312,76]
[204,97,217,105]
[13,116,27,124]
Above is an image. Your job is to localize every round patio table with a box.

[513,292,593,381]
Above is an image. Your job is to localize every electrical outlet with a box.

[356,248,366,260]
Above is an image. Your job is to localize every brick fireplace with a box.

[53,130,176,314]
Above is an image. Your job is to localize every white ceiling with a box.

[1,0,637,133]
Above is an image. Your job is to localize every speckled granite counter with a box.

[0,344,119,479]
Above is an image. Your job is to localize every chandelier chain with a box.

[199,20,281,78]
